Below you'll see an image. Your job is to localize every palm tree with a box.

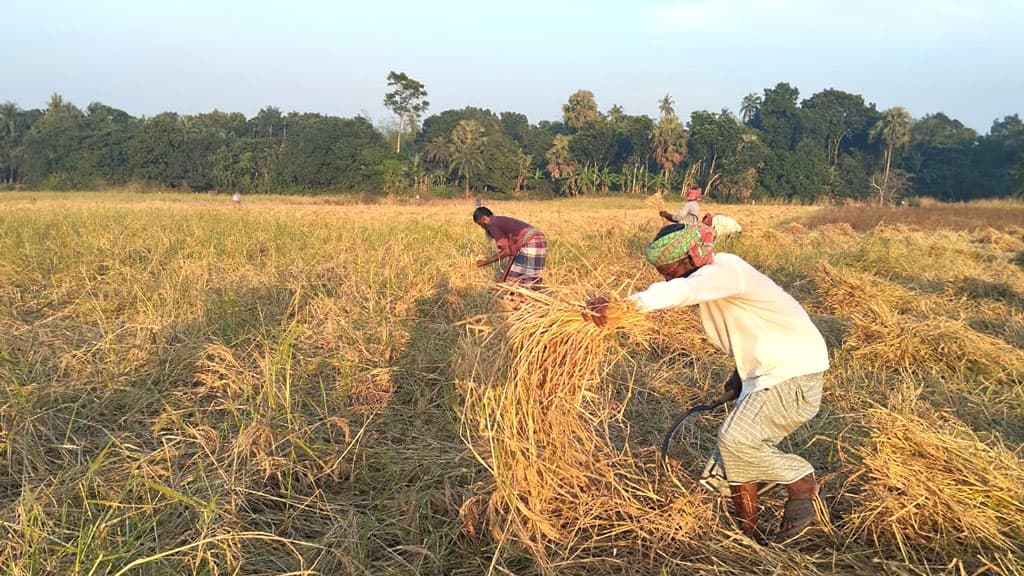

[545,134,577,195]
[740,93,762,124]
[423,136,450,168]
[869,107,912,205]
[513,153,532,193]
[653,99,688,193]
[658,94,676,118]
[449,120,486,197]
[563,89,600,131]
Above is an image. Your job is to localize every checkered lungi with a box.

[502,228,546,287]
[702,372,823,489]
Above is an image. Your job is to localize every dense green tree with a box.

[130,112,188,187]
[569,118,616,169]
[275,114,394,191]
[19,94,91,187]
[715,132,768,202]
[499,111,530,145]
[422,136,450,171]
[758,139,828,202]
[904,113,977,200]
[523,120,569,175]
[81,102,135,184]
[973,115,1024,199]
[383,71,429,154]
[609,113,655,191]
[801,89,876,165]
[419,107,500,145]
[479,133,526,192]
[0,101,26,184]
[251,106,284,139]
[688,109,743,193]
[754,82,802,150]
[3,83,1021,202]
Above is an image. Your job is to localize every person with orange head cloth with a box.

[660,187,702,225]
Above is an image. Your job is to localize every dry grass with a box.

[804,202,1024,233]
[844,408,1024,564]
[2,192,1024,575]
[459,287,717,569]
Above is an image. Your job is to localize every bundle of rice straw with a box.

[645,191,666,213]
[844,408,1024,564]
[459,285,715,569]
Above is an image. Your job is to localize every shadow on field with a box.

[337,278,496,573]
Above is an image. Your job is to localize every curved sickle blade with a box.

[660,403,715,459]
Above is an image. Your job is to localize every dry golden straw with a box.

[644,191,666,213]
[844,408,1024,563]
[459,285,715,570]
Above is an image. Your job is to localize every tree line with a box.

[1,76,1022,203]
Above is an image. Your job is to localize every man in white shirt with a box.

[659,187,702,225]
[585,223,829,542]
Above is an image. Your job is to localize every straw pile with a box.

[845,408,1024,566]
[459,286,716,569]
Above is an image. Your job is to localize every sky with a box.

[6,0,1024,134]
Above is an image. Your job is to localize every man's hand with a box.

[584,297,610,328]
[659,210,675,222]
[475,258,489,268]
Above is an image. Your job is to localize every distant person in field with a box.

[702,212,743,238]
[473,206,547,289]
[660,187,702,225]
[232,191,241,207]
[584,222,829,543]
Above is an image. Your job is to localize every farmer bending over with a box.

[585,223,829,542]
[473,206,547,289]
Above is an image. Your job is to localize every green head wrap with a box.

[644,225,715,268]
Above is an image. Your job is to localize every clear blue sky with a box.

[7,0,1023,133]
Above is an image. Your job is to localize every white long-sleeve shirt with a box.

[671,201,700,224]
[628,253,829,398]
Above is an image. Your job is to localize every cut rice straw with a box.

[459,284,715,571]
[644,192,666,213]
[843,408,1024,564]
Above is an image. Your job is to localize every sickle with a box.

[659,388,737,460]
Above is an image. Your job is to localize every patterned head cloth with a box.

[686,187,702,201]
[644,224,715,268]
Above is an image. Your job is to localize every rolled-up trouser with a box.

[706,372,824,486]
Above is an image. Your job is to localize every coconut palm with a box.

[740,93,762,124]
[653,100,688,193]
[658,94,676,118]
[449,120,486,197]
[870,107,912,205]
[545,134,577,195]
